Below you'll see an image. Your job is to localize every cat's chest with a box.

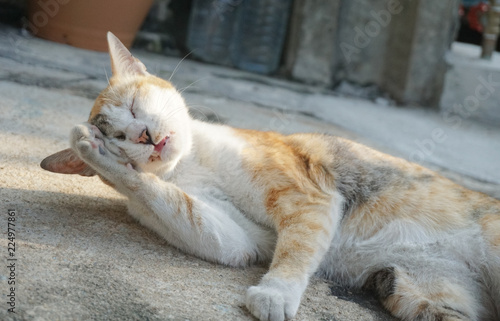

[169,157,273,226]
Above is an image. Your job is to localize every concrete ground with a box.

[0,24,498,321]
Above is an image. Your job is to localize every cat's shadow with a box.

[5,187,173,252]
[328,284,396,320]
[6,187,394,320]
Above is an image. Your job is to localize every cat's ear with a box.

[107,31,148,77]
[40,148,96,176]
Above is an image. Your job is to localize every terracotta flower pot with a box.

[27,0,154,51]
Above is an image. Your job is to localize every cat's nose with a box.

[135,128,153,145]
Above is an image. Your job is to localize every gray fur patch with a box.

[325,137,407,216]
[90,114,113,137]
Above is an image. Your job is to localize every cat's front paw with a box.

[246,278,302,321]
[69,123,141,189]
[70,123,133,174]
[70,123,105,160]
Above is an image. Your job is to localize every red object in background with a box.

[461,2,489,32]
[27,0,153,52]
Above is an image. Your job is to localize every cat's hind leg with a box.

[366,266,481,321]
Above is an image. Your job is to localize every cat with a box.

[40,32,500,321]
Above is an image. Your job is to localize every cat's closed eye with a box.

[114,131,126,141]
[130,97,136,118]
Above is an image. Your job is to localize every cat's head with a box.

[41,32,192,176]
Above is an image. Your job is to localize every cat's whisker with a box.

[159,92,175,115]
[168,50,195,82]
[157,77,207,118]
[104,66,111,86]
[102,68,122,102]
[187,104,222,123]
[177,77,207,95]
[158,87,183,116]
[162,105,189,121]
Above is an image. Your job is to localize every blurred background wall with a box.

[1,0,499,126]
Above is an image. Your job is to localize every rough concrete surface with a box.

[0,25,498,321]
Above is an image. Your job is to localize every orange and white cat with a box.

[41,33,500,321]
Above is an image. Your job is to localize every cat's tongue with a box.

[154,136,169,153]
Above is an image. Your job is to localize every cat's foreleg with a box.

[246,191,343,321]
[70,123,268,266]
[125,179,274,267]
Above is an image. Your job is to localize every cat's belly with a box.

[317,218,485,286]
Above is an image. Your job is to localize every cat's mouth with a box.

[148,135,170,162]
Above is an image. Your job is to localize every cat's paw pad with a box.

[71,123,102,142]
[75,139,105,158]
[246,281,300,321]
[70,124,105,159]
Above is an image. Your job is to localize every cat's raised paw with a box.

[70,123,105,160]
[70,123,102,143]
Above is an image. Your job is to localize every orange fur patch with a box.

[235,129,334,219]
[183,192,201,229]
[480,214,500,248]
[137,75,174,90]
[88,83,130,121]
[235,129,335,278]
[266,186,294,212]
